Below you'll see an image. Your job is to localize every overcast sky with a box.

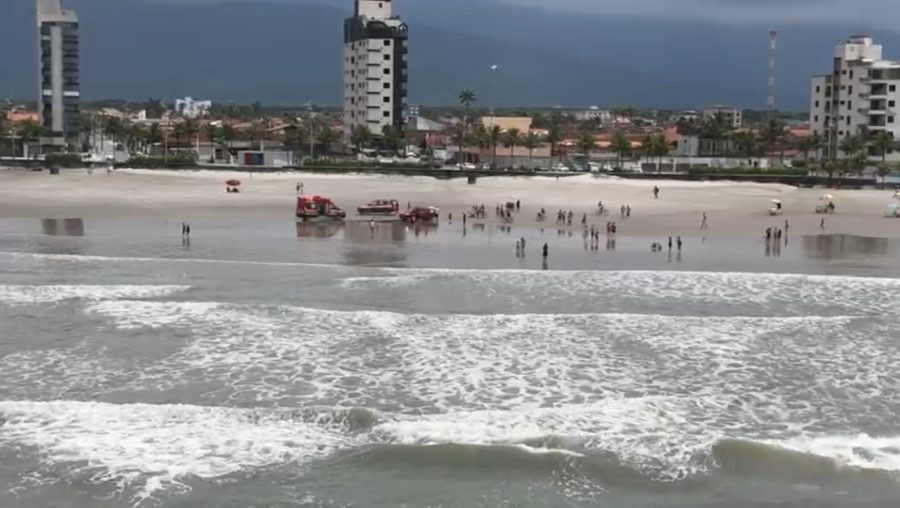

[500,0,897,25]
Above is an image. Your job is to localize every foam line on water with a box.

[0,400,356,501]
[0,285,189,304]
[769,434,900,472]
[0,251,348,270]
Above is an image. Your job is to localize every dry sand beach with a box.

[1,168,897,238]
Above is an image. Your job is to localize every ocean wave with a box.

[339,269,900,316]
[0,250,347,270]
[0,400,361,503]
[0,284,189,305]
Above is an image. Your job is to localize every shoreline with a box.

[1,167,898,239]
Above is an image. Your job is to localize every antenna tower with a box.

[768,29,778,121]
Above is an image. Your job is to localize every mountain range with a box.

[0,0,897,109]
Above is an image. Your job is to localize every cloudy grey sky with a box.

[501,0,897,25]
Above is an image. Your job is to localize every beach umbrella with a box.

[770,199,782,204]
[822,194,834,200]
[226,179,241,187]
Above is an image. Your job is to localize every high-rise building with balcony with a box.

[343,0,408,140]
[37,0,80,147]
[810,35,900,160]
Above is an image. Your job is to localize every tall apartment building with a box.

[343,0,408,140]
[37,0,80,147]
[810,35,900,160]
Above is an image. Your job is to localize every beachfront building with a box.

[342,0,409,140]
[36,0,80,148]
[810,35,900,160]
[174,97,212,118]
[702,105,742,129]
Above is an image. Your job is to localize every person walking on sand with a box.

[626,205,631,217]
[700,212,708,230]
[653,186,660,199]
[820,217,825,229]
[784,219,789,233]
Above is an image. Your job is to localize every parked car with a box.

[399,206,440,222]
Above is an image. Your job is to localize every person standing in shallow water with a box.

[542,243,549,258]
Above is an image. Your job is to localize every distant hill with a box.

[0,0,897,109]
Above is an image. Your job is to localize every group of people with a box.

[180,222,192,237]
[470,204,488,218]
[555,210,575,225]
[765,226,785,242]
[652,236,682,252]
[619,205,632,218]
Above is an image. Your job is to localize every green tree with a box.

[731,130,756,158]
[521,131,541,167]
[458,89,477,120]
[839,134,867,177]
[577,131,596,157]
[759,118,788,165]
[871,131,895,165]
[546,121,562,163]
[379,125,403,153]
[503,127,521,161]
[796,132,821,166]
[350,125,373,152]
[220,124,236,151]
[18,120,43,140]
[317,126,340,155]
[147,123,163,145]
[610,131,630,169]
[182,119,199,145]
[487,125,502,165]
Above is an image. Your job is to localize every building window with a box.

[815,100,819,107]
[383,96,390,103]
[816,86,821,93]
[850,70,854,79]
[383,111,390,118]
[351,57,355,64]
[848,101,852,109]
[847,117,851,125]
[384,54,390,61]
[814,115,819,122]
[891,100,896,107]
[383,68,390,75]
[840,101,845,105]
[839,131,844,135]
[891,116,896,124]
[892,85,897,92]
[383,82,390,89]
[848,86,853,94]
[384,40,391,46]
[842,70,847,75]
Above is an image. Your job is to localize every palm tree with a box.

[450,124,467,164]
[182,119,199,147]
[546,122,562,164]
[350,125,372,153]
[760,118,788,165]
[220,124,236,152]
[650,133,670,172]
[205,124,220,162]
[487,125,502,166]
[317,126,340,156]
[731,130,756,159]
[521,131,541,167]
[577,131,596,158]
[871,131,894,165]
[381,125,404,153]
[610,131,630,169]
[503,127,521,162]
[458,89,477,119]
[795,133,822,167]
[840,134,867,178]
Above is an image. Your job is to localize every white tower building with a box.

[37,0,80,147]
[810,35,900,160]
[343,0,408,141]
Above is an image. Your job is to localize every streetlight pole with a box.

[307,102,315,162]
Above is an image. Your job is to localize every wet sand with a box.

[1,168,898,238]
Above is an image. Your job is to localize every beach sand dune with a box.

[1,168,897,238]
